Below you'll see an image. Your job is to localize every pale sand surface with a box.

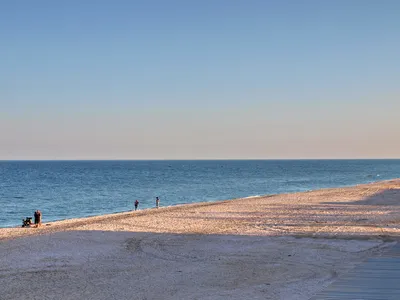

[1,179,400,299]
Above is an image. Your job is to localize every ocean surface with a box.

[1,160,400,228]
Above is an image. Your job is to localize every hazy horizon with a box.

[1,1,399,160]
[1,158,400,161]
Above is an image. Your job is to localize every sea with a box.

[1,159,400,228]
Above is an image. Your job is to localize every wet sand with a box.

[1,179,400,299]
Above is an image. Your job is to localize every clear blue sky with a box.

[1,0,399,159]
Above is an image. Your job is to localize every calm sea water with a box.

[1,160,399,228]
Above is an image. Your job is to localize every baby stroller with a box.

[22,217,32,227]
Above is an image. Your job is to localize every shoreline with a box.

[1,178,400,241]
[2,177,398,230]
[2,178,400,299]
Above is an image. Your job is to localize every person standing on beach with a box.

[34,210,42,227]
[156,197,160,208]
[134,200,139,211]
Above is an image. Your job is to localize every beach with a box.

[1,179,400,299]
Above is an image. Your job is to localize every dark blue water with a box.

[1,160,399,228]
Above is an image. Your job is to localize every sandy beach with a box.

[1,179,400,299]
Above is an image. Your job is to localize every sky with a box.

[1,0,399,159]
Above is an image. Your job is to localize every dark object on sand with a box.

[22,217,32,227]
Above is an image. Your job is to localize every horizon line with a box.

[1,158,400,162]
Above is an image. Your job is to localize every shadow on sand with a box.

[321,188,400,206]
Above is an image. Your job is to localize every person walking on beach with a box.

[34,210,42,227]
[155,197,160,208]
[134,200,139,211]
